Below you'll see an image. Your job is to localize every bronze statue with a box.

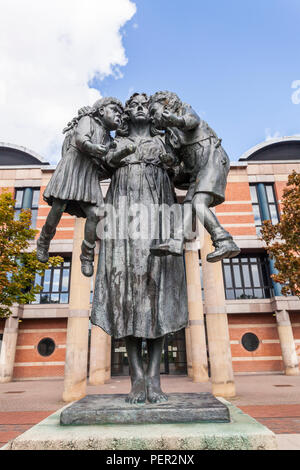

[37,97,132,277]
[39,90,239,408]
[149,91,240,262]
[91,93,188,404]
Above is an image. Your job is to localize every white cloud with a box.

[265,128,282,141]
[0,0,136,163]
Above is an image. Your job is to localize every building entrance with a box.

[111,328,187,376]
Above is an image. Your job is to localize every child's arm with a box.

[161,104,200,131]
[104,143,136,168]
[75,115,109,161]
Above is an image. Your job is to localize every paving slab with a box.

[2,399,278,450]
[276,434,300,450]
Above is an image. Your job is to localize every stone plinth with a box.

[60,393,230,425]
[2,398,278,450]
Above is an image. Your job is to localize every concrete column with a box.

[184,243,208,382]
[105,335,112,382]
[63,218,90,402]
[89,326,109,385]
[276,310,299,376]
[185,327,193,378]
[0,307,19,383]
[201,230,236,398]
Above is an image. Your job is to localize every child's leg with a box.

[193,192,240,263]
[37,199,67,262]
[79,203,100,277]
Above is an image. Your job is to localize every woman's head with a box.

[117,93,151,136]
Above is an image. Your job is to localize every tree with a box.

[0,191,63,318]
[261,171,300,297]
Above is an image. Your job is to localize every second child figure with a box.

[149,91,240,262]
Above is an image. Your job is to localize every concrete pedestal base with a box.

[60,393,230,425]
[2,398,277,450]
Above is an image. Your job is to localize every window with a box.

[250,184,279,235]
[32,257,71,304]
[241,333,260,352]
[222,255,273,300]
[37,338,56,357]
[0,333,3,353]
[14,187,40,228]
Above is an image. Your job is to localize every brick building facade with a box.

[0,138,299,382]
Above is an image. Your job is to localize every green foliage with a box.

[261,171,300,297]
[0,191,63,318]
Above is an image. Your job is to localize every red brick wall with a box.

[228,313,284,373]
[13,318,67,379]
[36,185,75,241]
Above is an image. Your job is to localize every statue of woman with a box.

[91,93,188,404]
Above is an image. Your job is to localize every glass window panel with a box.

[253,205,262,226]
[61,269,69,292]
[31,190,40,207]
[232,258,239,263]
[264,287,271,299]
[14,190,23,208]
[266,185,275,203]
[60,293,69,304]
[50,293,59,303]
[251,264,260,286]
[34,273,42,286]
[260,263,269,287]
[63,261,71,267]
[30,209,38,228]
[250,257,258,262]
[253,288,263,299]
[244,289,254,298]
[233,265,242,288]
[223,258,230,264]
[52,269,60,292]
[242,264,251,287]
[250,185,258,203]
[235,289,244,299]
[269,204,279,224]
[223,265,233,288]
[43,270,51,292]
[40,293,50,303]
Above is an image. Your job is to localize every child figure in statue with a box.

[149,91,240,262]
[37,97,134,277]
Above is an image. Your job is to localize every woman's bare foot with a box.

[125,377,146,404]
[146,376,168,403]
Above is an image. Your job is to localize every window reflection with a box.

[32,257,71,304]
[222,255,273,300]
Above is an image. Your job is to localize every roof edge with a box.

[0,142,49,164]
[239,135,300,161]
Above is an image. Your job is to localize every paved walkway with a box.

[1,373,300,450]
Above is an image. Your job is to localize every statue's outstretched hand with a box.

[107,144,136,167]
[159,153,179,168]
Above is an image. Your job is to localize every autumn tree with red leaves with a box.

[261,171,300,297]
[0,191,62,318]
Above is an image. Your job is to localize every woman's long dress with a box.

[91,134,188,339]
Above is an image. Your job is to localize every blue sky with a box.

[93,0,300,161]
